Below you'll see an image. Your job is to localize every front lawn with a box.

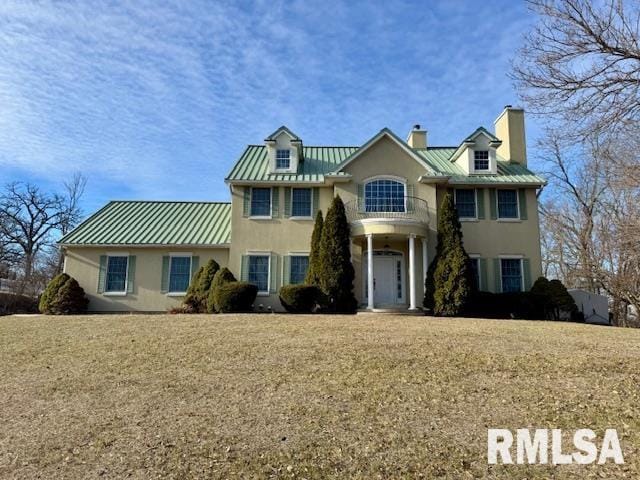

[0,314,638,478]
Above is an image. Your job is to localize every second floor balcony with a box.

[344,196,430,225]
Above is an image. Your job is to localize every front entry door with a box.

[364,251,404,306]
[374,256,397,305]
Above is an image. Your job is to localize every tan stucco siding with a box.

[227,184,334,310]
[439,187,543,291]
[64,247,229,312]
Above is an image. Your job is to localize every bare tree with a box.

[513,0,640,136]
[537,132,640,326]
[0,175,86,295]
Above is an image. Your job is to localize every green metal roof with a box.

[226,145,359,183]
[227,144,545,185]
[60,201,231,246]
[416,148,546,185]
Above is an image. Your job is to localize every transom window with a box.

[365,179,405,213]
[248,255,269,292]
[455,189,476,218]
[106,256,128,293]
[276,149,290,170]
[501,258,522,292]
[497,189,518,218]
[290,255,309,284]
[474,150,489,170]
[291,188,312,217]
[169,256,191,293]
[251,188,271,217]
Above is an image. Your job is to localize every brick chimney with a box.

[494,106,527,165]
[406,124,427,149]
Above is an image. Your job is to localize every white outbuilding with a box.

[568,289,610,325]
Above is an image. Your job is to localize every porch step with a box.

[357,308,425,316]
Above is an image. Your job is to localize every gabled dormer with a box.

[450,127,502,175]
[265,126,303,174]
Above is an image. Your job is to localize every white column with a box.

[367,234,374,310]
[409,234,417,310]
[422,237,428,294]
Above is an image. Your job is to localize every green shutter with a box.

[190,256,199,280]
[243,187,251,217]
[522,258,532,291]
[283,255,291,285]
[493,258,501,293]
[406,184,415,212]
[312,188,320,217]
[269,253,279,293]
[357,184,364,211]
[284,188,292,218]
[240,255,249,282]
[476,189,485,219]
[518,189,528,220]
[97,255,107,293]
[161,256,170,293]
[489,189,497,220]
[479,258,488,291]
[271,187,279,218]
[126,256,136,294]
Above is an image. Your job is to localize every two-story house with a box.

[61,106,545,312]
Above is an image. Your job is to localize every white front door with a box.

[364,251,405,306]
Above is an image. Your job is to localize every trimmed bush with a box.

[424,193,474,316]
[466,291,546,320]
[531,276,578,320]
[214,282,257,313]
[0,293,38,315]
[39,273,88,315]
[318,195,357,313]
[184,259,220,312]
[207,267,237,313]
[279,284,320,313]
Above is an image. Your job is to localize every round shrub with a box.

[279,284,320,313]
[214,282,257,313]
[207,267,237,313]
[39,273,88,315]
[184,259,220,312]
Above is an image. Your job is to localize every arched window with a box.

[365,179,405,212]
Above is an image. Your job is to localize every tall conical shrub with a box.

[423,192,474,316]
[318,195,357,313]
[305,210,323,286]
[184,259,220,312]
[39,273,88,315]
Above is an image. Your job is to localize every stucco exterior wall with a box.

[64,247,229,312]
[439,187,543,290]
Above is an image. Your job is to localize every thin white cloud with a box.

[0,0,539,205]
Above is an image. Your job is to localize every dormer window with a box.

[474,150,489,171]
[276,149,291,170]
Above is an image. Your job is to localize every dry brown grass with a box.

[0,314,639,479]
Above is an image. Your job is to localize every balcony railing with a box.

[344,196,429,224]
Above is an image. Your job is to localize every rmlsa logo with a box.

[488,429,624,465]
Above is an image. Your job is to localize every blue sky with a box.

[0,0,539,214]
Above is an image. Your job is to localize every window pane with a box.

[474,150,489,170]
[455,189,476,218]
[501,259,522,292]
[276,149,290,169]
[251,188,271,216]
[169,257,191,293]
[365,179,405,212]
[291,188,312,217]
[469,258,480,290]
[248,256,269,292]
[106,256,128,292]
[290,256,309,284]
[497,190,518,218]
